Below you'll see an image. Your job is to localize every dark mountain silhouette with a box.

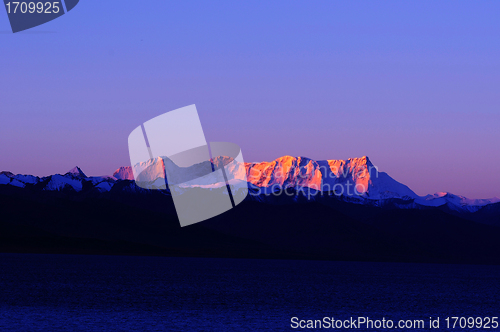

[1,183,500,264]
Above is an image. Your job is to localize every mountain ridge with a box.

[1,155,499,212]
[111,155,498,206]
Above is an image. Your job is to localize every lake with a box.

[0,254,499,331]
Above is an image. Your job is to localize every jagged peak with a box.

[320,155,374,167]
[360,155,372,163]
[113,167,134,180]
[66,166,87,178]
[272,155,370,163]
[346,156,372,165]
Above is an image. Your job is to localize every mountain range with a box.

[1,156,498,214]
[1,155,500,264]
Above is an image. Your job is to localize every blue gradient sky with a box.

[1,1,499,198]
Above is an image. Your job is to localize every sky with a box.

[0,0,499,199]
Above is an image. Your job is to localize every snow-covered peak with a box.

[244,155,415,200]
[417,192,500,208]
[66,166,87,178]
[113,166,134,180]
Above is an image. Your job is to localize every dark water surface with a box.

[0,254,499,331]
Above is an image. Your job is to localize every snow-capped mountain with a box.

[244,156,418,200]
[0,167,117,193]
[66,166,87,178]
[113,166,134,181]
[1,156,499,214]
[415,192,500,212]
[110,155,416,199]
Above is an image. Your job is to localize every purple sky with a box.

[1,1,499,199]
